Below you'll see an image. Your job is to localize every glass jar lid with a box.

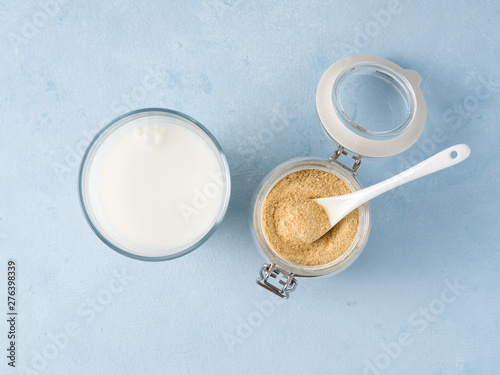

[316,55,426,158]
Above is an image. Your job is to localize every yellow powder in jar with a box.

[262,169,359,266]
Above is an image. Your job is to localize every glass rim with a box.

[78,108,231,262]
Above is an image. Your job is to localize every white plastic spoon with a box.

[313,144,471,240]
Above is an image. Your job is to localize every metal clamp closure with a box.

[328,145,361,175]
[256,263,298,299]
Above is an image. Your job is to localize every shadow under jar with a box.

[252,55,427,299]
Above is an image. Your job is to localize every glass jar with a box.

[252,55,426,298]
[79,108,231,261]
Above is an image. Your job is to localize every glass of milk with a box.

[79,108,231,261]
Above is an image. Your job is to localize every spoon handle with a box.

[359,144,470,201]
[318,144,471,227]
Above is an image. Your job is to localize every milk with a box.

[85,115,227,257]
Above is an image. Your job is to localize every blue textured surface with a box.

[1,1,499,374]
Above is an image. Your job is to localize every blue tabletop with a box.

[1,1,499,374]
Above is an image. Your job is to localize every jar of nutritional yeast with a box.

[252,55,427,298]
